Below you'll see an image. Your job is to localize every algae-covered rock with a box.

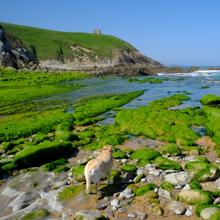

[201,94,220,106]
[121,164,137,173]
[160,144,182,156]
[178,189,213,205]
[134,183,157,196]
[75,210,107,220]
[130,148,161,165]
[71,165,85,182]
[196,205,220,220]
[153,156,181,171]
[160,182,174,192]
[185,160,220,182]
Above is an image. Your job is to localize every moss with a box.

[110,169,121,183]
[130,148,161,165]
[178,189,213,205]
[159,144,181,156]
[134,183,157,196]
[58,185,84,201]
[180,145,203,155]
[41,158,68,172]
[112,149,127,159]
[1,162,17,172]
[14,140,75,168]
[73,91,144,125]
[128,77,164,84]
[121,164,137,173]
[153,156,181,171]
[210,211,220,220]
[71,165,85,182]
[189,180,202,189]
[160,182,174,192]
[116,94,201,145]
[21,208,49,220]
[201,94,220,106]
[196,204,220,216]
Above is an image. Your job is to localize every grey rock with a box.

[8,191,40,212]
[200,207,220,219]
[158,188,172,200]
[119,188,134,200]
[128,213,137,218]
[136,211,148,220]
[185,206,193,216]
[111,199,120,211]
[165,172,191,186]
[168,201,186,215]
[75,210,107,220]
[96,197,109,210]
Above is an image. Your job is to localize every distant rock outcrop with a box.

[0,25,36,68]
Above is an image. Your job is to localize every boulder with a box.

[200,207,220,219]
[165,172,191,186]
[178,189,213,205]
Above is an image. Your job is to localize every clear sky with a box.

[0,0,220,66]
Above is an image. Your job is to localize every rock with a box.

[168,201,186,215]
[121,159,127,163]
[8,191,40,212]
[110,199,120,211]
[165,172,191,186]
[128,213,137,218]
[185,206,193,216]
[75,210,107,220]
[1,187,22,198]
[134,173,145,183]
[158,188,172,200]
[53,180,66,189]
[136,211,148,220]
[96,197,109,210]
[119,188,134,199]
[214,197,220,204]
[182,184,191,190]
[178,189,213,205]
[200,207,220,219]
[149,169,161,176]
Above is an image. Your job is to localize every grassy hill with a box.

[0,22,136,60]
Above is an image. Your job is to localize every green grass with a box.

[1,22,135,60]
[73,91,144,125]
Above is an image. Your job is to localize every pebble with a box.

[128,213,137,218]
[96,197,109,210]
[111,199,120,211]
[121,159,127,163]
[185,206,193,216]
[119,188,134,199]
[168,201,186,215]
[136,211,148,220]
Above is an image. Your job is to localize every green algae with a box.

[153,156,181,171]
[116,94,202,145]
[201,94,220,106]
[121,164,137,173]
[134,183,157,196]
[73,91,144,125]
[130,148,161,166]
[58,185,84,201]
[159,144,182,156]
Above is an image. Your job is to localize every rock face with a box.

[0,25,36,68]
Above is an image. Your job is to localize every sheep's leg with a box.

[85,176,91,194]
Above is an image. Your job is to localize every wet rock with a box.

[53,180,66,189]
[200,207,220,219]
[75,210,107,220]
[165,172,191,186]
[8,191,40,212]
[96,197,109,210]
[168,201,186,215]
[185,206,193,216]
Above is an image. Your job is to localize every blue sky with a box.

[0,0,220,66]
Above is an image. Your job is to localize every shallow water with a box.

[47,70,220,109]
